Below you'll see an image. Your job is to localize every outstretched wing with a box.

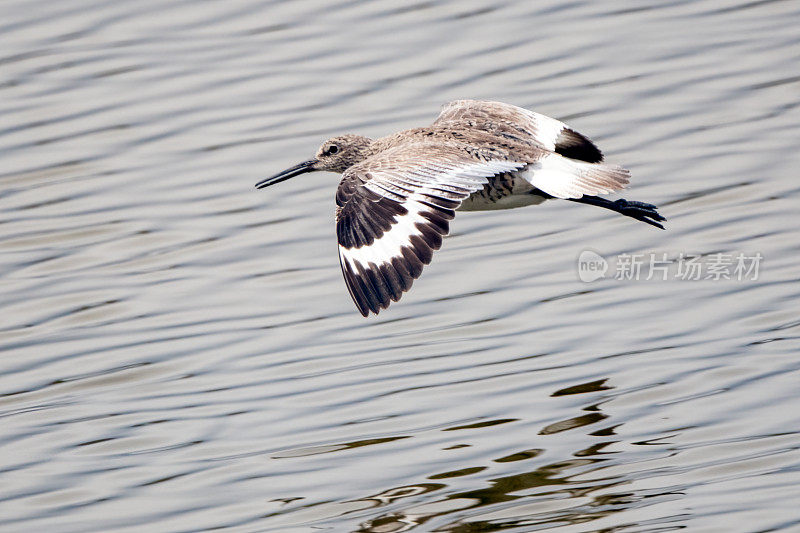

[434,100,604,163]
[336,144,526,316]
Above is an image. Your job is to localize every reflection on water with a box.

[304,380,675,532]
[2,0,800,531]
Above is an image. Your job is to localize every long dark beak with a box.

[255,159,317,189]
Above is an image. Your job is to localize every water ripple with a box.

[1,0,800,531]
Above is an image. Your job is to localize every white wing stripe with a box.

[339,200,428,268]
[518,108,566,151]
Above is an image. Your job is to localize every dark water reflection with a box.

[299,379,668,532]
[2,0,800,531]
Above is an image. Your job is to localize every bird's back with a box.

[432,99,604,163]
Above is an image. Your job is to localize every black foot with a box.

[564,195,667,230]
[613,199,666,230]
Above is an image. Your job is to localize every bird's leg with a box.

[566,195,666,229]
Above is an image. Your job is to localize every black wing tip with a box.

[554,128,604,163]
[345,268,403,317]
[340,242,434,317]
[340,258,394,318]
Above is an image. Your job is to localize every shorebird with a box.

[256,100,664,316]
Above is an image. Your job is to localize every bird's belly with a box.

[458,172,548,212]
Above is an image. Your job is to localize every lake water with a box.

[2,1,800,531]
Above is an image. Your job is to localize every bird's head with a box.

[255,135,374,189]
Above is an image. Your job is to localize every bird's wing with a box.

[335,143,526,316]
[435,100,629,198]
[434,99,604,163]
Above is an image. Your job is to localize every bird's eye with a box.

[327,145,339,155]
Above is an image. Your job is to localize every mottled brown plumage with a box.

[256,100,664,316]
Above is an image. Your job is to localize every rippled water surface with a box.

[2,1,800,531]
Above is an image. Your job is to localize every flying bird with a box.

[256,100,664,316]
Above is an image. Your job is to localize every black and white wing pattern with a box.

[335,144,526,316]
[434,99,605,163]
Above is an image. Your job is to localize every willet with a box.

[256,100,665,316]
